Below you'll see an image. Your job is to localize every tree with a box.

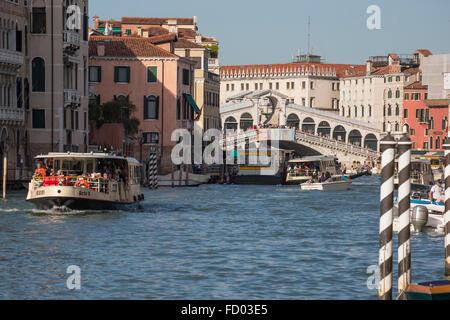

[203,44,218,59]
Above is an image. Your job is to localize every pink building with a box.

[89,36,198,173]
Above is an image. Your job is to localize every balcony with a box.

[0,107,25,124]
[0,48,23,69]
[64,89,82,107]
[63,30,81,52]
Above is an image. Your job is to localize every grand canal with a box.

[0,176,446,299]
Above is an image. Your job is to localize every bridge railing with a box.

[295,130,380,159]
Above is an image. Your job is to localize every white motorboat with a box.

[157,170,210,187]
[26,152,144,210]
[300,175,351,191]
[393,197,445,233]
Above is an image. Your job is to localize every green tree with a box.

[204,44,218,59]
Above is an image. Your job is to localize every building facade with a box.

[29,0,90,156]
[88,36,198,174]
[339,50,430,135]
[0,0,27,183]
[220,56,364,111]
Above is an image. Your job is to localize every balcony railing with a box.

[64,89,82,107]
[63,30,81,51]
[0,48,23,67]
[0,107,25,124]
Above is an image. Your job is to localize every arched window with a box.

[387,105,392,116]
[354,106,357,117]
[239,113,253,131]
[144,95,159,120]
[286,113,300,129]
[395,122,399,132]
[348,106,351,117]
[395,89,400,98]
[32,57,45,92]
[361,105,364,117]
[224,116,237,131]
[369,105,372,117]
[436,136,441,150]
[429,136,433,150]
[388,90,392,99]
[395,104,399,116]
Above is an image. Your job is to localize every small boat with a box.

[157,170,210,187]
[400,281,450,300]
[286,156,339,185]
[300,175,351,191]
[26,152,144,210]
[393,194,445,233]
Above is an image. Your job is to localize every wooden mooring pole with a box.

[397,126,412,294]
[378,126,396,300]
[443,132,450,276]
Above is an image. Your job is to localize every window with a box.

[302,81,306,89]
[395,104,399,116]
[404,109,408,119]
[16,77,22,108]
[291,82,294,89]
[369,105,372,117]
[147,66,157,83]
[436,136,441,149]
[125,29,131,35]
[361,105,364,117]
[269,83,272,90]
[388,90,392,98]
[276,82,279,90]
[144,95,159,120]
[246,83,249,90]
[16,26,22,52]
[31,7,46,34]
[354,106,357,117]
[231,84,234,91]
[443,117,448,130]
[410,128,415,136]
[182,69,190,85]
[388,105,392,116]
[404,93,409,100]
[177,99,181,120]
[75,111,79,130]
[31,57,45,92]
[255,83,258,90]
[241,83,244,91]
[423,142,428,149]
[226,84,229,91]
[396,76,400,82]
[143,132,159,144]
[24,78,29,109]
[395,89,400,98]
[286,82,290,90]
[32,109,45,128]
[114,66,130,83]
[388,77,392,82]
[310,81,314,89]
[89,66,101,82]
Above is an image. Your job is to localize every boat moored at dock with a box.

[26,153,144,210]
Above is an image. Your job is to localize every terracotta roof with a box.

[122,17,195,26]
[98,20,122,28]
[416,49,432,57]
[147,33,178,44]
[173,38,205,49]
[89,36,178,58]
[220,63,365,78]
[178,28,197,39]
[143,26,169,36]
[425,99,450,107]
[404,81,428,90]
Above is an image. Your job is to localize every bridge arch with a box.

[364,133,378,151]
[332,125,346,142]
[302,117,315,134]
[239,112,253,130]
[317,121,331,137]
[224,116,238,131]
[348,129,362,146]
[286,113,300,129]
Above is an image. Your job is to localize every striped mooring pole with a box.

[443,131,450,276]
[148,151,158,189]
[397,125,412,294]
[378,126,396,300]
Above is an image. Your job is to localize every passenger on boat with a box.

[34,163,46,177]
[319,173,326,183]
[430,180,444,203]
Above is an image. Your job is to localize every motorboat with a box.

[157,170,210,187]
[300,175,351,191]
[286,156,339,185]
[26,152,144,210]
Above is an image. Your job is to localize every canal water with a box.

[0,175,446,299]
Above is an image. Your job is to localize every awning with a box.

[183,93,201,114]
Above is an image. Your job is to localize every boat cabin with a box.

[286,156,338,184]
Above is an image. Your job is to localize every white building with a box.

[220,55,365,112]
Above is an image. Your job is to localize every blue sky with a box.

[90,0,450,66]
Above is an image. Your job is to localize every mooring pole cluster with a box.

[443,132,450,276]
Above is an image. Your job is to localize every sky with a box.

[89,0,450,66]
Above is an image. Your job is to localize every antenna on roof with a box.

[307,16,311,56]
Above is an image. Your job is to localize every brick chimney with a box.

[97,42,105,57]
[366,60,373,75]
[93,16,99,30]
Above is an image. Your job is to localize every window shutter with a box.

[98,67,102,82]
[155,96,159,119]
[114,67,119,82]
[144,96,148,119]
[126,67,130,82]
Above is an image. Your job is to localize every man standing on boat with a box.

[429,180,445,203]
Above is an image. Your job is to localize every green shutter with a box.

[98,67,102,82]
[126,67,130,82]
[144,96,148,119]
[155,96,159,119]
[114,67,119,82]
[147,66,157,83]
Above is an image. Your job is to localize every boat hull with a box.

[231,175,284,185]
[27,196,138,211]
[402,281,450,300]
[300,180,351,191]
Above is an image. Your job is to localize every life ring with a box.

[74,178,89,188]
